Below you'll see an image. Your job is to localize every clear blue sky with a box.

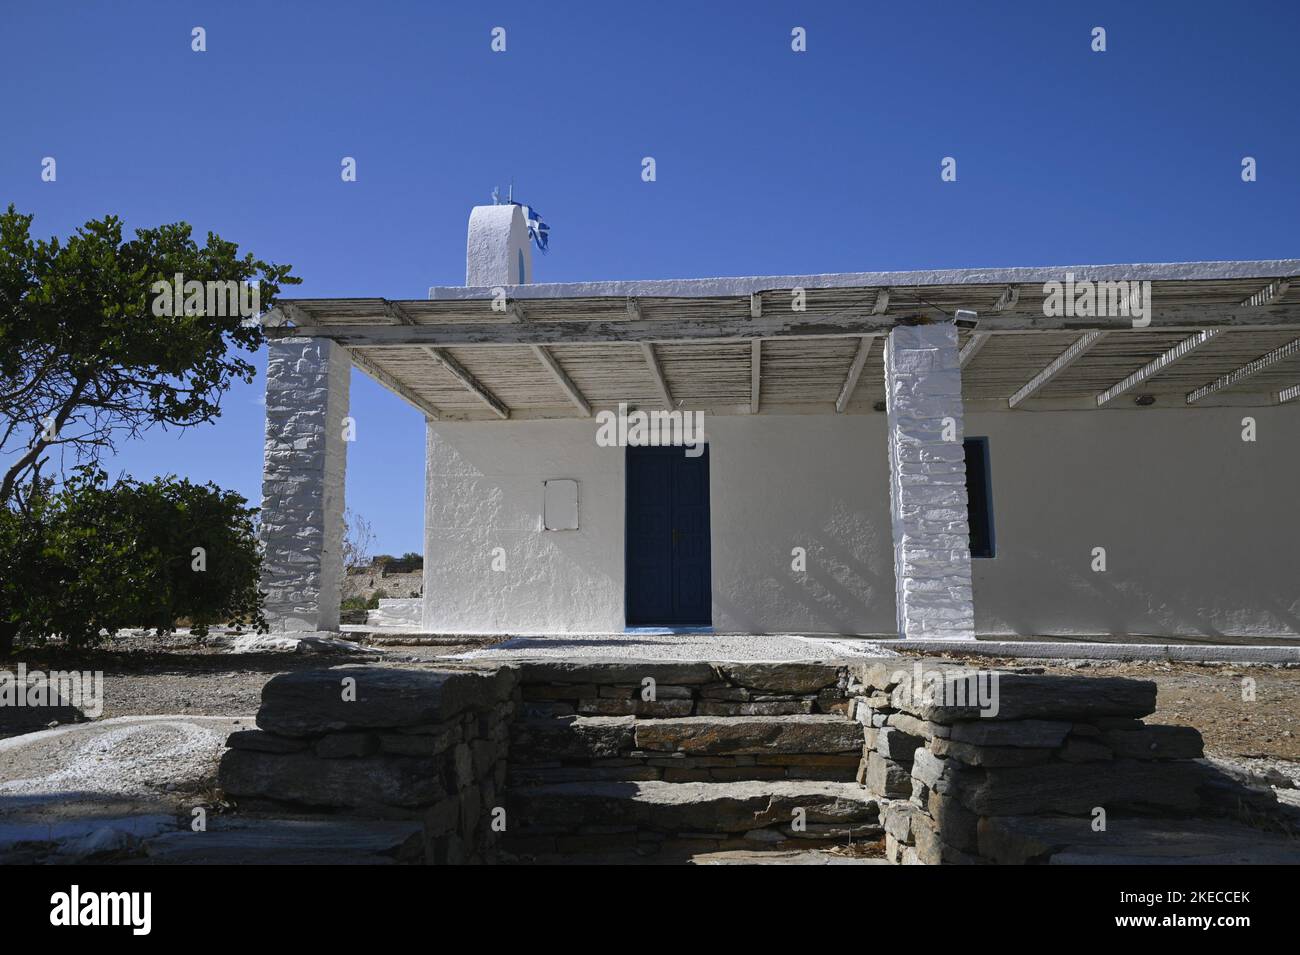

[3,1,1297,554]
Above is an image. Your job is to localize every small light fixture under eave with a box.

[954,309,979,330]
[1134,394,1156,407]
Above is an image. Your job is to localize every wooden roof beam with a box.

[531,345,592,417]
[1187,337,1300,404]
[835,337,874,413]
[991,285,1020,313]
[959,332,991,368]
[1095,330,1221,406]
[1241,279,1291,308]
[641,342,673,409]
[349,351,442,420]
[382,298,416,325]
[1008,331,1108,408]
[424,347,510,419]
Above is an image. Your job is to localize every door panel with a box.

[625,445,712,626]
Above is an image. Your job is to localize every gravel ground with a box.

[453,632,896,662]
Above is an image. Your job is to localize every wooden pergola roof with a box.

[265,260,1300,421]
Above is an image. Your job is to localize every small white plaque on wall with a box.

[543,479,579,531]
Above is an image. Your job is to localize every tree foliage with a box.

[0,469,264,653]
[0,205,298,504]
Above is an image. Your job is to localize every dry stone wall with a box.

[849,661,1291,864]
[216,657,1298,864]
[219,665,516,864]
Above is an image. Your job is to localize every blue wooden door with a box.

[625,445,712,626]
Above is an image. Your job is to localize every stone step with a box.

[506,779,882,852]
[511,713,863,763]
[978,814,1300,865]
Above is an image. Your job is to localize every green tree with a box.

[0,205,297,503]
[0,469,264,653]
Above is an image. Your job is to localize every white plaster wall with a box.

[421,408,1300,638]
[966,405,1300,639]
[422,419,626,633]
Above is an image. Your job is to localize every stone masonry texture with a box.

[260,337,351,632]
[884,323,975,639]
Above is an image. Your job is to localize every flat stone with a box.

[716,663,843,694]
[577,698,694,718]
[930,737,1051,767]
[947,719,1071,748]
[1101,725,1204,760]
[978,814,1300,865]
[218,749,445,812]
[875,726,924,763]
[910,811,983,865]
[960,759,1205,816]
[922,791,980,852]
[514,660,717,685]
[508,780,879,834]
[226,730,308,754]
[510,716,635,762]
[895,673,1156,723]
[882,801,914,842]
[886,712,948,739]
[256,666,516,736]
[142,818,423,864]
[315,732,377,758]
[695,700,813,717]
[633,715,863,756]
[865,752,912,798]
[1057,738,1114,763]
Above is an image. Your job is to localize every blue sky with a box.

[3,1,1297,553]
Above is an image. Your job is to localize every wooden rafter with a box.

[531,345,592,417]
[641,342,673,409]
[1008,331,1108,408]
[1241,279,1291,308]
[991,285,1020,313]
[349,351,442,420]
[1095,330,1221,406]
[425,348,510,419]
[958,332,991,368]
[835,337,874,413]
[1187,337,1300,404]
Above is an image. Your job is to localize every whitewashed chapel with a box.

[258,204,1300,641]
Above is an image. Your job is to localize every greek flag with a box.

[514,202,550,254]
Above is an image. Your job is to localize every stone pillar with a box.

[883,322,975,639]
[259,337,351,633]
